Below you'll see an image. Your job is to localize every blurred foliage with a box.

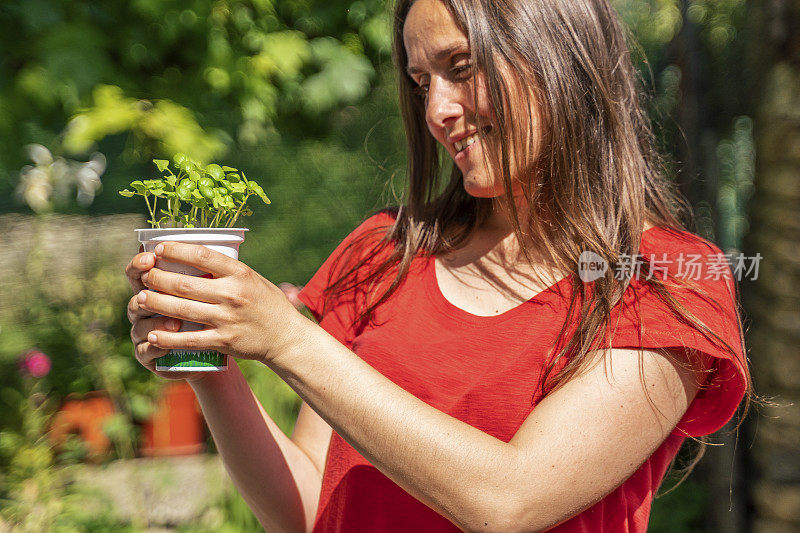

[0,217,149,528]
[649,477,708,532]
[0,0,759,529]
[0,0,392,212]
[716,116,755,251]
[0,373,131,530]
[615,0,748,68]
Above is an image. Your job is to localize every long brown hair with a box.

[319,0,750,432]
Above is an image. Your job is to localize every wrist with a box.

[263,312,318,371]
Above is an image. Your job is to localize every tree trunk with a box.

[745,1,800,532]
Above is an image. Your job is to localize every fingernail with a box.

[166,318,180,331]
[141,253,154,266]
[148,333,157,344]
[141,271,149,284]
[137,291,147,304]
[155,244,164,255]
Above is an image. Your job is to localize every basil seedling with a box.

[120,155,270,228]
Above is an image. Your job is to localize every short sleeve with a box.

[607,231,748,437]
[297,210,397,349]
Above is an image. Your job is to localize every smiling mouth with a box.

[454,126,492,153]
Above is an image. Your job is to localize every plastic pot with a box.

[137,227,247,371]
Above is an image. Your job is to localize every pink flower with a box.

[19,349,52,378]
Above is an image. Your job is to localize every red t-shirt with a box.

[297,210,747,532]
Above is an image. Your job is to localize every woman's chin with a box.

[462,176,504,198]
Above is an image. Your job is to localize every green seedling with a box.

[119,155,270,228]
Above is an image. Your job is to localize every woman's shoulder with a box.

[641,225,723,257]
[338,207,399,251]
[321,207,400,280]
[358,207,400,231]
[638,225,735,287]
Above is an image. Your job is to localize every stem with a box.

[228,193,251,228]
[173,198,181,226]
[143,194,154,227]
[152,197,159,228]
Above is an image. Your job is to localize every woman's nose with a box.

[425,78,462,129]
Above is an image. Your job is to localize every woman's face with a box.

[403,0,533,199]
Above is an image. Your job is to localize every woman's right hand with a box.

[125,250,209,383]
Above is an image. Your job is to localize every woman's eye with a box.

[413,84,429,99]
[451,63,472,80]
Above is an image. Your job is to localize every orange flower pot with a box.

[49,392,115,459]
[140,382,205,456]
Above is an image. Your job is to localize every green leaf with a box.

[301,37,374,113]
[119,189,135,197]
[178,159,196,173]
[130,180,146,194]
[221,166,238,172]
[153,159,170,172]
[248,182,271,203]
[206,164,224,180]
[199,186,215,200]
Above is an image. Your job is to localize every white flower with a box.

[16,166,53,213]
[15,146,107,211]
[26,144,53,166]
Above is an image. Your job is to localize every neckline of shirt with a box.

[423,226,662,326]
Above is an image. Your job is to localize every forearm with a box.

[190,360,322,532]
[269,319,519,531]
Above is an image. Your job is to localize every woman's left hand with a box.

[135,241,308,365]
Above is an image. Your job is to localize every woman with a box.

[126,0,749,531]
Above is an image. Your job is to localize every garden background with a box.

[0,0,798,531]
